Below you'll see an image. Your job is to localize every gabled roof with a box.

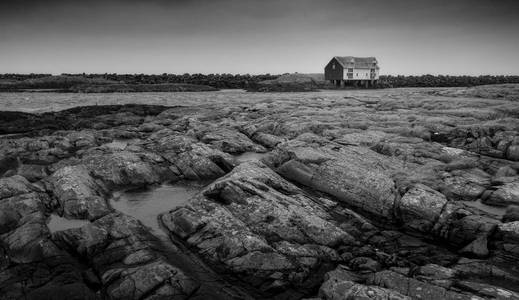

[333,56,379,69]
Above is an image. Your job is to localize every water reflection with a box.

[47,214,90,233]
[234,152,268,164]
[461,199,507,218]
[109,182,205,236]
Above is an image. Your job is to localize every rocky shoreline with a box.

[2,88,519,299]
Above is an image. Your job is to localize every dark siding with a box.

[324,58,343,81]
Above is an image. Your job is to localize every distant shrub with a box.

[0,73,51,81]
[0,75,119,91]
[62,73,279,89]
[2,73,519,91]
[70,83,217,93]
[0,73,280,91]
[378,75,519,88]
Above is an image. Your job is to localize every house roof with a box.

[333,56,379,69]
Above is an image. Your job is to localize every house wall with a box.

[373,69,380,80]
[324,58,344,81]
[343,68,380,80]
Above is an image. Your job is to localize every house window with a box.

[332,64,336,70]
[348,68,353,72]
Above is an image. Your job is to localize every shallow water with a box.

[461,199,507,218]
[109,182,205,236]
[0,89,424,113]
[101,140,129,150]
[47,214,90,233]
[234,152,268,163]
[100,138,140,151]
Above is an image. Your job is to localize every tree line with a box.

[377,74,519,88]
[64,73,279,89]
[2,73,519,89]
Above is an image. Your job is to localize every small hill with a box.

[247,73,324,92]
[270,73,317,83]
[303,73,325,82]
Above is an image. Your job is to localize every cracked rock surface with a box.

[2,86,519,299]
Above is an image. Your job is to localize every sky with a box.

[1,0,518,75]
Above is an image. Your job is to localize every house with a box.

[324,56,379,87]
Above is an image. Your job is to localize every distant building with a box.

[324,56,379,87]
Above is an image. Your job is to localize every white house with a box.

[324,56,380,87]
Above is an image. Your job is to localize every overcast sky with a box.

[1,0,518,75]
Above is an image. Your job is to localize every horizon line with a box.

[2,72,519,77]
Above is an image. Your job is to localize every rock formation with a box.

[2,86,519,299]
